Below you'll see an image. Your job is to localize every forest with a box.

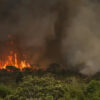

[0,64,100,100]
[0,0,100,100]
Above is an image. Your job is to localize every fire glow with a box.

[0,51,30,70]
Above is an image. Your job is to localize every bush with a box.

[63,77,85,100]
[5,75,100,100]
[86,80,100,100]
[5,75,65,100]
[0,85,11,98]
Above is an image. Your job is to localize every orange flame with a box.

[0,51,30,70]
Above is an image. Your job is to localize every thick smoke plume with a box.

[63,0,100,76]
[0,0,100,75]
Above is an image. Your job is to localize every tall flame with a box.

[0,51,30,70]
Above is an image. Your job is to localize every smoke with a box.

[0,0,58,65]
[0,0,76,65]
[0,0,100,75]
[63,0,100,76]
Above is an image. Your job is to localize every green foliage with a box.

[3,75,100,100]
[86,80,100,100]
[62,77,85,100]
[5,75,65,100]
[0,85,11,98]
[87,80,100,93]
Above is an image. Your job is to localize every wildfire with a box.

[0,51,30,70]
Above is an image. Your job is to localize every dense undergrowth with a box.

[0,73,100,100]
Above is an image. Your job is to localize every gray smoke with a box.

[0,0,100,75]
[63,0,100,76]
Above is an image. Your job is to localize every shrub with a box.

[63,77,85,100]
[86,80,100,100]
[5,75,100,100]
[5,75,65,100]
[0,85,11,98]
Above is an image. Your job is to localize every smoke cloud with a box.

[63,0,100,76]
[0,0,100,75]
